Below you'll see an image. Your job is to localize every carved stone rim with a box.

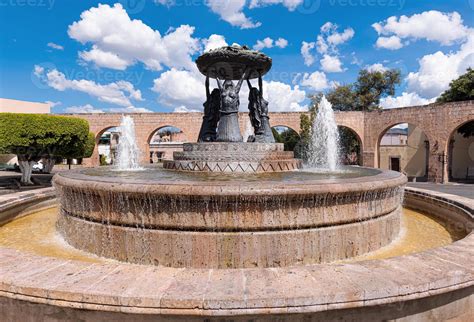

[53,167,406,197]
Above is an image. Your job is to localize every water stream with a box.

[115,115,142,171]
[307,96,340,171]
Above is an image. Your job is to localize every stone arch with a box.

[373,120,433,167]
[271,125,301,151]
[446,118,474,182]
[95,125,119,142]
[271,124,300,136]
[94,125,120,166]
[147,125,188,163]
[267,113,302,134]
[146,125,188,144]
[338,125,363,166]
[376,122,431,181]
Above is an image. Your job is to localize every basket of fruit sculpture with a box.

[196,45,272,80]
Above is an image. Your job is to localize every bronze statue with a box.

[198,74,220,142]
[215,68,248,142]
[247,73,275,143]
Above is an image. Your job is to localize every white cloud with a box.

[350,52,363,66]
[254,37,274,51]
[47,42,64,50]
[65,104,105,113]
[249,0,303,11]
[375,36,403,50]
[301,41,316,66]
[275,38,288,48]
[34,65,44,77]
[34,66,143,107]
[365,63,388,73]
[326,27,355,48]
[173,106,201,113]
[320,55,343,73]
[380,92,435,109]
[203,34,228,52]
[65,104,151,114]
[373,11,470,49]
[206,0,261,29]
[302,22,354,69]
[152,68,205,110]
[205,0,303,28]
[109,106,152,113]
[406,31,474,99]
[253,37,288,50]
[79,46,130,70]
[300,71,335,91]
[45,101,62,108]
[316,23,354,54]
[263,81,307,112]
[152,68,307,112]
[68,3,200,70]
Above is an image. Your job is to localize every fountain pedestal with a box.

[163,142,302,172]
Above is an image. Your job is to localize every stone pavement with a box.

[407,182,474,200]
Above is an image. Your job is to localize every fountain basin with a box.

[53,167,406,268]
[0,186,472,321]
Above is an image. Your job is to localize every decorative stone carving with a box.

[248,75,275,143]
[196,45,272,80]
[197,75,220,142]
[164,143,303,173]
[215,69,248,142]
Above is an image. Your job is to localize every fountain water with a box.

[115,115,141,171]
[307,96,340,171]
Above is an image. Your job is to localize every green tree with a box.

[271,127,282,142]
[354,69,400,111]
[437,68,474,103]
[316,68,401,112]
[326,85,357,111]
[0,114,91,184]
[59,132,96,169]
[272,127,300,151]
[299,93,321,139]
[338,127,361,165]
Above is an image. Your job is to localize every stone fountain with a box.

[54,46,406,268]
[1,46,473,321]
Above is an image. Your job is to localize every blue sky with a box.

[0,0,472,113]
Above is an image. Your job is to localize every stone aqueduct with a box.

[71,100,474,183]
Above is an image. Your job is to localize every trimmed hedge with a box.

[0,113,91,158]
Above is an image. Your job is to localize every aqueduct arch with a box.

[68,100,474,183]
[447,119,474,182]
